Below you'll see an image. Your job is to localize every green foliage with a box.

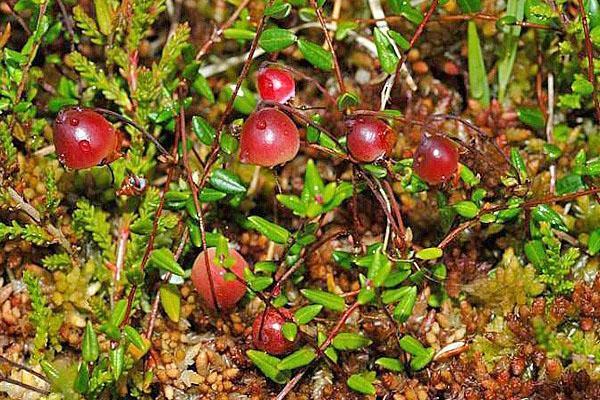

[528,224,579,295]
[467,21,490,107]
[42,253,73,271]
[73,200,113,257]
[73,5,105,45]
[0,221,53,245]
[464,248,544,313]
[66,51,132,110]
[24,271,62,360]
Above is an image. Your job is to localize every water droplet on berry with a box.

[256,119,267,130]
[79,139,91,152]
[58,153,66,164]
[69,117,79,126]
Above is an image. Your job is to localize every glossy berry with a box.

[239,108,300,167]
[412,135,459,185]
[346,117,396,163]
[191,247,248,311]
[257,66,295,104]
[53,107,119,169]
[252,307,296,355]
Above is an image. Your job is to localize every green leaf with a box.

[337,91,360,110]
[160,284,181,322]
[259,28,297,52]
[246,350,290,383]
[517,106,545,130]
[192,74,215,104]
[556,174,585,195]
[93,0,113,36]
[531,204,568,231]
[373,28,399,74]
[416,247,443,260]
[294,304,323,324]
[317,330,338,362]
[457,0,481,12]
[191,115,216,145]
[497,0,525,101]
[108,299,128,327]
[335,21,359,40]
[410,347,435,370]
[82,321,99,362]
[399,335,427,356]
[375,357,404,372]
[588,228,600,255]
[110,345,125,380]
[277,194,307,216]
[277,347,316,370]
[223,28,255,40]
[149,248,185,276]
[297,38,333,71]
[467,21,490,107]
[210,169,246,194]
[74,362,89,394]
[282,322,298,341]
[332,332,372,350]
[388,30,410,50]
[347,372,376,395]
[265,0,292,18]
[382,285,416,304]
[572,76,594,96]
[368,250,392,287]
[301,288,346,311]
[453,201,479,219]
[524,240,546,267]
[123,325,148,353]
[393,286,417,322]
[247,216,290,244]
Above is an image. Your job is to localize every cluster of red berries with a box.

[190,247,295,355]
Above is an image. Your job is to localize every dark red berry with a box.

[53,107,119,169]
[191,247,247,311]
[239,108,300,167]
[257,66,295,104]
[346,117,396,163]
[252,307,296,355]
[413,135,459,184]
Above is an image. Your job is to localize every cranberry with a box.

[53,107,120,169]
[239,108,300,167]
[191,247,248,311]
[346,117,396,162]
[252,307,296,355]
[412,135,459,184]
[257,66,295,104]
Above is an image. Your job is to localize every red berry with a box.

[413,135,459,184]
[346,117,396,163]
[239,108,300,167]
[53,107,119,169]
[257,66,295,104]
[191,247,248,311]
[252,307,296,355]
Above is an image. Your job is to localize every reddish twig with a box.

[194,0,252,61]
[178,89,220,313]
[310,0,346,94]
[393,0,439,88]
[577,0,600,123]
[120,126,180,328]
[438,186,600,249]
